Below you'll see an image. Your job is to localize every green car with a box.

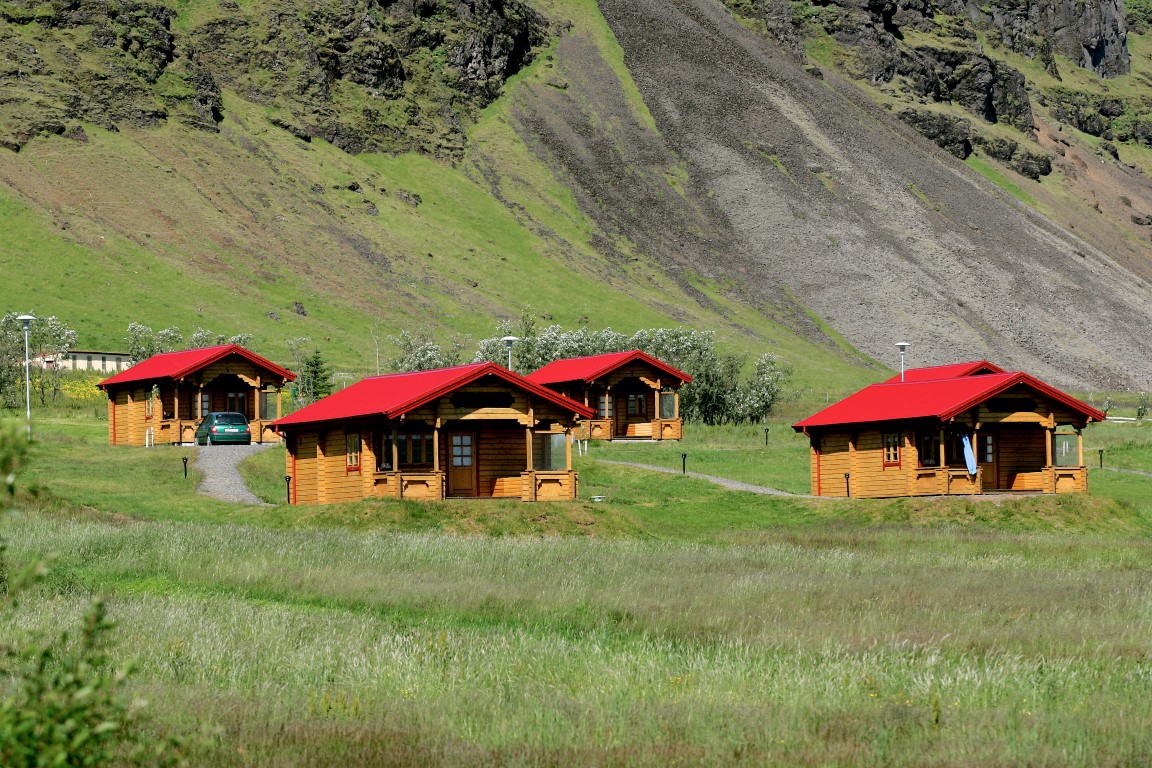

[195,412,252,445]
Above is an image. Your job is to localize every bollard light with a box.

[764,426,770,446]
[182,456,188,479]
[681,452,687,475]
[285,475,293,504]
[844,472,851,498]
[1098,449,1104,469]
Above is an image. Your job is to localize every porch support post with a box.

[525,427,534,471]
[276,387,282,420]
[433,419,441,473]
[197,383,204,418]
[1077,429,1084,467]
[1045,425,1053,467]
[565,429,573,470]
[848,433,856,498]
[939,428,947,495]
[391,428,400,471]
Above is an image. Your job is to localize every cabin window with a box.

[627,394,647,416]
[1053,426,1078,467]
[534,432,568,471]
[918,433,941,467]
[144,393,154,420]
[598,394,614,419]
[883,433,901,466]
[199,392,211,418]
[451,434,473,467]
[101,356,107,371]
[346,432,361,473]
[660,392,677,419]
[226,391,247,415]
[86,355,93,370]
[390,433,435,468]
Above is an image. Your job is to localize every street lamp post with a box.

[895,341,910,382]
[500,335,519,371]
[17,314,34,440]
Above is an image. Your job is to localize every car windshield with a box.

[216,413,248,425]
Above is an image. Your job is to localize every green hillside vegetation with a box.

[0,0,878,395]
[4,414,1152,764]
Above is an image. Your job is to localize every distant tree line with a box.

[125,323,253,365]
[390,312,791,425]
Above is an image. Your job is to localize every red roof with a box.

[793,370,1105,430]
[275,362,596,428]
[99,345,296,387]
[527,350,692,386]
[882,360,1006,384]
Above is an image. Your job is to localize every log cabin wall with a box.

[317,428,365,504]
[289,432,320,505]
[816,433,851,496]
[994,429,1047,491]
[850,429,912,499]
[467,423,526,496]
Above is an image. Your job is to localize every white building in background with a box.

[33,350,131,373]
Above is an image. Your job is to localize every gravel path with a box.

[194,443,274,505]
[596,458,808,497]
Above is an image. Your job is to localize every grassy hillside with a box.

[0,0,878,395]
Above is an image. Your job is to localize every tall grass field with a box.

[4,411,1152,766]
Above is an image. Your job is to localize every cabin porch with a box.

[582,387,683,441]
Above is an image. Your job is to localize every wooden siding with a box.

[817,434,851,497]
[469,424,527,497]
[318,429,363,504]
[994,429,1046,491]
[848,430,910,499]
[291,433,319,505]
[527,470,578,501]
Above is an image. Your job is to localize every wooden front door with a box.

[447,433,477,497]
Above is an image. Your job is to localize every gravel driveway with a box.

[194,443,274,505]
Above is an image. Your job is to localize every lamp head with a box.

[500,335,519,346]
[16,314,34,330]
[895,341,910,354]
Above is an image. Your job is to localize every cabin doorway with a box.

[447,433,478,496]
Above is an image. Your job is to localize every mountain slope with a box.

[509,0,1152,388]
[1,0,1150,392]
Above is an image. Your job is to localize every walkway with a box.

[194,443,274,505]
[595,459,807,497]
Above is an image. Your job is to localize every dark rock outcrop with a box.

[940,0,1130,78]
[1,0,548,154]
[897,108,972,158]
[898,47,1033,130]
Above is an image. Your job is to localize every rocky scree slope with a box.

[724,0,1152,260]
[510,0,1152,388]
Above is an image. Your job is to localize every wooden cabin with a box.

[273,362,596,504]
[526,351,692,441]
[99,345,296,446]
[792,361,1106,498]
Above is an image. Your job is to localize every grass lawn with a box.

[4,413,1152,766]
